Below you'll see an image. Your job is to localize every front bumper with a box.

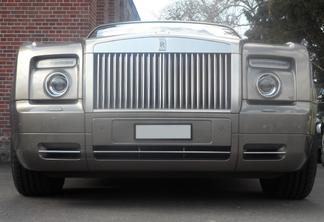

[13,101,314,174]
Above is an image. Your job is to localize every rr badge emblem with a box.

[159,39,167,51]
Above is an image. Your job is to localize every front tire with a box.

[11,149,65,196]
[321,134,324,166]
[260,145,317,200]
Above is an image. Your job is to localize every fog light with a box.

[44,72,70,98]
[256,73,281,98]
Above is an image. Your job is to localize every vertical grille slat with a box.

[146,54,151,108]
[218,54,221,109]
[179,54,183,109]
[224,54,228,109]
[207,54,212,109]
[173,54,178,108]
[191,54,195,109]
[162,54,167,109]
[130,54,134,109]
[135,53,140,109]
[123,54,128,108]
[112,54,117,108]
[93,53,231,110]
[202,53,206,109]
[95,54,100,109]
[158,54,162,109]
[213,54,217,109]
[168,54,172,108]
[141,54,145,109]
[185,54,189,109]
[118,54,123,108]
[100,54,105,109]
[107,54,111,109]
[196,54,200,109]
[152,54,157,109]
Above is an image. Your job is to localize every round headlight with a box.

[44,72,70,98]
[256,73,281,98]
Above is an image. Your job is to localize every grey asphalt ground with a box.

[1,163,324,222]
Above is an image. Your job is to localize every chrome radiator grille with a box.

[93,53,231,110]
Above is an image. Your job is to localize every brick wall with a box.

[99,0,140,24]
[0,0,139,162]
[0,0,93,138]
[90,0,99,31]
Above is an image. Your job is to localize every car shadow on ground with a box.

[43,177,321,219]
[4,165,322,219]
[52,177,311,206]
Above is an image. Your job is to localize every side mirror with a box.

[318,89,324,100]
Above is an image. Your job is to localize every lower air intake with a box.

[93,146,231,160]
[243,144,286,160]
[38,143,81,160]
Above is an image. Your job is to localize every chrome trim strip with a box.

[92,109,231,113]
[243,152,286,155]
[231,53,241,113]
[38,150,81,154]
[93,151,231,154]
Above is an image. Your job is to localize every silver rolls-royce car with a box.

[11,21,319,199]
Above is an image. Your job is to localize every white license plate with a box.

[135,124,192,140]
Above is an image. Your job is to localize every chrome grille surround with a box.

[93,53,231,110]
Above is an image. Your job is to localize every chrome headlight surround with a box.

[36,58,77,69]
[256,73,281,98]
[44,71,70,98]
